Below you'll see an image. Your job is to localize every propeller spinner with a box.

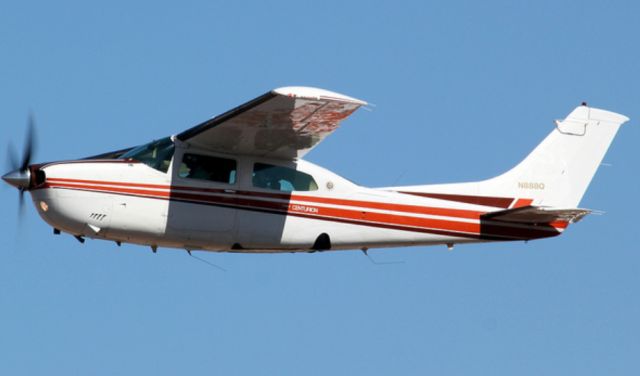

[2,114,36,210]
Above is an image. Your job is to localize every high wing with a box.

[176,86,367,159]
[482,206,592,224]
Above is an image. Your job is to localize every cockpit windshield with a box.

[120,137,175,173]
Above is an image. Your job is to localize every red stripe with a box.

[45,181,480,233]
[42,181,562,241]
[550,220,569,229]
[46,177,485,219]
[512,198,533,208]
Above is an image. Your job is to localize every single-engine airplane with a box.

[2,87,630,253]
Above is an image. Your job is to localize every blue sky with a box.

[1,1,638,375]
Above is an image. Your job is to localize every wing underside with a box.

[177,87,367,159]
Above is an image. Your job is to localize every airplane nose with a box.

[2,168,31,190]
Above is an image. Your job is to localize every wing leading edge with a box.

[177,87,367,159]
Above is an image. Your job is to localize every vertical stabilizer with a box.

[394,105,629,208]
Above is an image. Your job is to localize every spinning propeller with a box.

[3,114,37,212]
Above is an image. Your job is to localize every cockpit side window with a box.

[178,153,237,184]
[120,137,175,173]
[252,163,318,192]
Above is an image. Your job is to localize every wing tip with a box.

[273,86,367,106]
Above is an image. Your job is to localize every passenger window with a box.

[252,163,318,192]
[179,153,237,184]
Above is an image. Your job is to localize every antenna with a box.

[361,248,404,265]
[185,249,227,272]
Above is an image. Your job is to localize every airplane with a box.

[2,87,630,254]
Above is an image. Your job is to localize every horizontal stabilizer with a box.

[482,206,591,224]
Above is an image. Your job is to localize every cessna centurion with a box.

[2,87,630,253]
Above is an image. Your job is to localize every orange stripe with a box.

[512,198,533,208]
[549,220,569,229]
[46,181,480,234]
[43,181,562,240]
[46,177,485,219]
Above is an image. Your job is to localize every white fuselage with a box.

[30,143,563,253]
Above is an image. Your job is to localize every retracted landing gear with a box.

[311,233,331,252]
